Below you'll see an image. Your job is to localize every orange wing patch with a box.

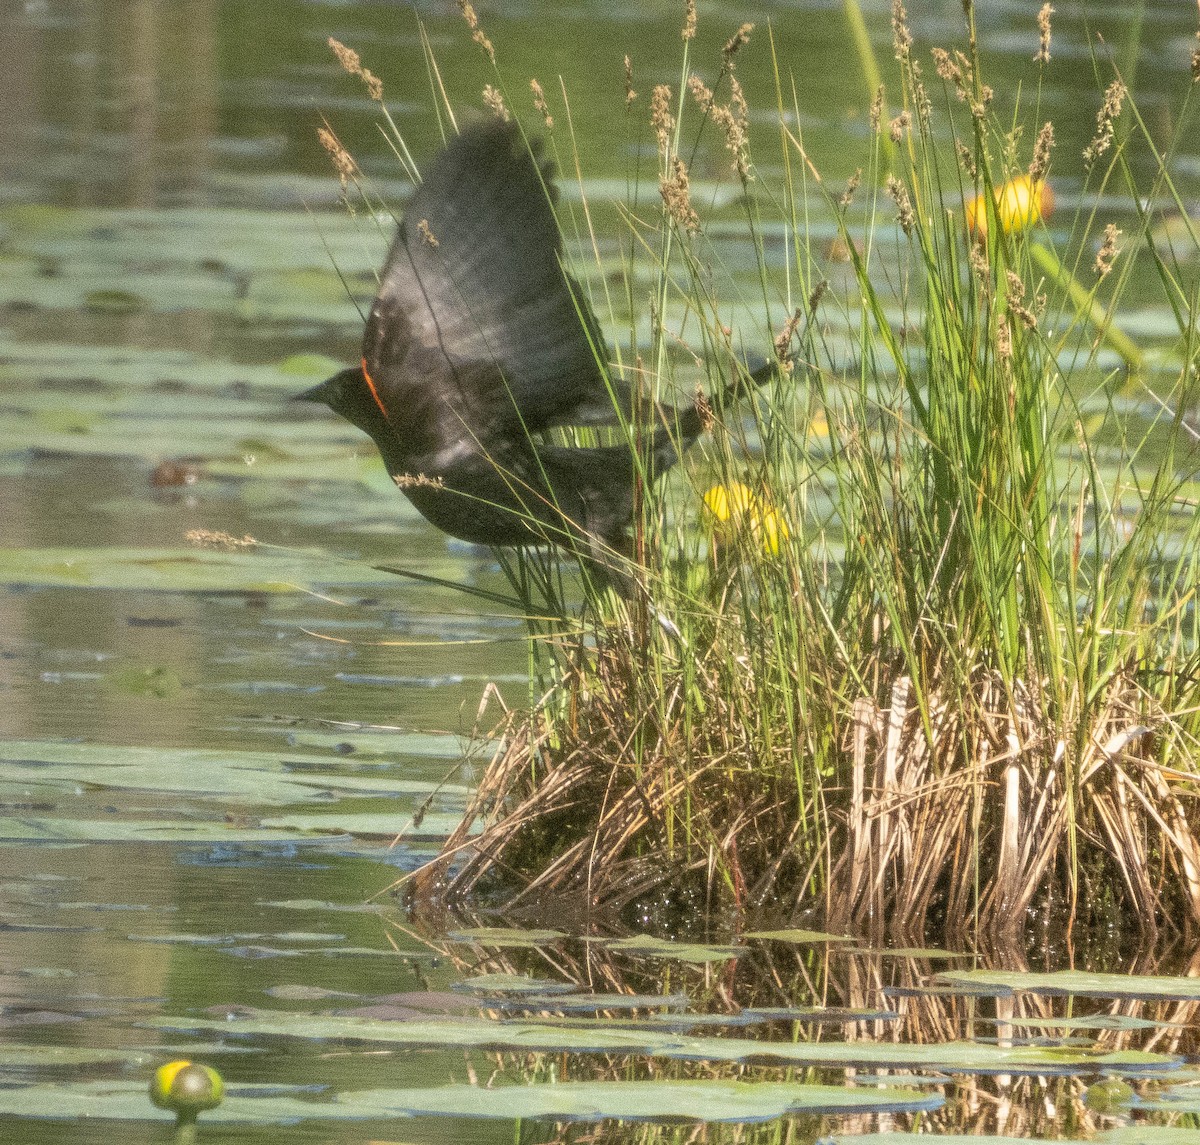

[361,357,389,418]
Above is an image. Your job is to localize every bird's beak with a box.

[292,382,329,403]
[292,366,363,406]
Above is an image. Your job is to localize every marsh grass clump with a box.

[327,6,1200,942]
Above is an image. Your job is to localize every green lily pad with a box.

[276,352,347,377]
[0,334,343,394]
[146,1014,1181,1075]
[0,1077,940,1125]
[847,947,970,959]
[259,812,476,839]
[340,1078,944,1122]
[0,741,469,806]
[0,817,345,844]
[493,993,690,1013]
[1099,1130,1200,1145]
[0,1080,336,1124]
[990,1014,1179,1032]
[110,666,183,699]
[260,900,383,914]
[744,1007,898,1023]
[0,1045,150,1068]
[835,1137,1035,1145]
[0,546,407,592]
[447,927,567,947]
[605,934,743,963]
[84,289,146,314]
[937,969,1200,1002]
[743,929,852,943]
[1132,1094,1200,1115]
[452,975,574,996]
[840,1134,1200,1145]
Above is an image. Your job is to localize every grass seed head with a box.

[660,157,700,234]
[722,23,754,65]
[1095,223,1121,278]
[1028,121,1055,182]
[483,84,510,121]
[1035,3,1053,64]
[651,84,676,155]
[1084,80,1127,168]
[892,0,913,63]
[317,126,357,188]
[530,78,553,128]
[682,0,697,41]
[886,175,915,236]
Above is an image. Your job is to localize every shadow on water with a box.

[1,0,1200,1140]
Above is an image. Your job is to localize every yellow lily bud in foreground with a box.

[966,174,1054,240]
[150,1060,225,1115]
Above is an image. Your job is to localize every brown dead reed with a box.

[414,622,1200,943]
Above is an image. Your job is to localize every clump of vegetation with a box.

[331,1,1200,942]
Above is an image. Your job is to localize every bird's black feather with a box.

[300,117,781,587]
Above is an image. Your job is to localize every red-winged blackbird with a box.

[299,118,776,588]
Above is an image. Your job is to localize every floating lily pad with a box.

[259,812,474,839]
[884,983,1012,999]
[1132,1092,1200,1115]
[989,1014,1179,1032]
[452,975,575,996]
[605,934,743,963]
[264,985,360,1001]
[0,334,344,394]
[744,1007,899,1024]
[146,1013,1180,1075]
[447,927,567,947]
[743,928,852,944]
[835,1136,1034,1145]
[0,546,407,592]
[275,352,346,377]
[492,993,690,1013]
[847,947,970,959]
[842,1133,1200,1145]
[338,1078,944,1122]
[260,900,383,914]
[1099,1129,1200,1145]
[0,1044,149,1068]
[0,818,344,844]
[0,1076,940,1125]
[0,741,469,806]
[110,666,183,699]
[83,289,146,314]
[937,969,1200,1002]
[0,1080,335,1124]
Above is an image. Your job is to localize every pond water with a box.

[2,0,1200,1141]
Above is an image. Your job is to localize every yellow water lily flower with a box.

[757,505,790,556]
[702,482,789,557]
[702,481,758,526]
[966,174,1055,240]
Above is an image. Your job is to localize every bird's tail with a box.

[645,350,782,473]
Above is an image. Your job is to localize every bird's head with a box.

[293,366,363,415]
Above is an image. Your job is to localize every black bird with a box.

[299,117,775,588]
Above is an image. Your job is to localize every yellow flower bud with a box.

[150,1060,224,1114]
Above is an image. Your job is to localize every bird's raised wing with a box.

[361,118,620,457]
